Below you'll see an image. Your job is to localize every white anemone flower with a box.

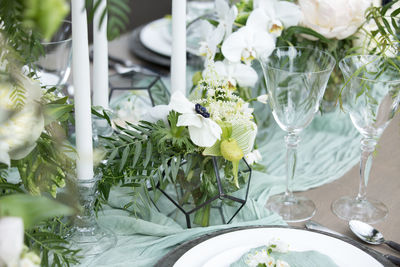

[169,91,222,147]
[215,0,238,39]
[221,26,275,63]
[250,0,302,37]
[0,217,24,267]
[210,60,258,88]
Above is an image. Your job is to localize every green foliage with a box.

[11,92,75,197]
[25,217,81,267]
[0,0,44,68]
[0,194,74,229]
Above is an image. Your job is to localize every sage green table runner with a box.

[78,109,361,266]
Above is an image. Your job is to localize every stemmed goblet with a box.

[332,55,400,224]
[259,47,335,222]
[34,20,72,89]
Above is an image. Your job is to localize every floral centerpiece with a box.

[189,0,400,109]
[97,67,260,227]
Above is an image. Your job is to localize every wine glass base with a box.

[266,194,316,223]
[331,196,388,224]
[67,222,117,257]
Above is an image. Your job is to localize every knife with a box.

[305,220,345,237]
[305,220,400,266]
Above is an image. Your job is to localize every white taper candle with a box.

[170,0,187,95]
[71,0,94,180]
[92,0,109,109]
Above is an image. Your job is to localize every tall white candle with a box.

[92,0,109,109]
[171,0,187,95]
[71,0,94,180]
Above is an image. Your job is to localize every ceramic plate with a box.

[156,226,394,267]
[139,18,172,57]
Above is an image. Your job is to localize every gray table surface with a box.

[106,33,400,257]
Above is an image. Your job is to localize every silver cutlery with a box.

[305,220,400,266]
[349,220,400,253]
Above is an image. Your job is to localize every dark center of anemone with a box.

[195,103,210,118]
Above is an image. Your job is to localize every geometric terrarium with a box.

[150,156,252,228]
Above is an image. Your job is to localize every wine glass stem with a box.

[284,133,300,202]
[357,138,377,201]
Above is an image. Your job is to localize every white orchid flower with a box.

[253,0,302,34]
[0,217,24,267]
[221,26,275,63]
[210,60,258,88]
[215,0,238,39]
[200,23,225,58]
[169,91,222,147]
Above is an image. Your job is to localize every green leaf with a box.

[0,194,74,229]
[119,145,130,172]
[44,104,73,125]
[131,142,142,169]
[143,142,152,168]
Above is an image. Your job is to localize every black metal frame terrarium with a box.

[150,156,252,228]
[109,71,170,107]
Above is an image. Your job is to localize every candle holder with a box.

[66,175,117,257]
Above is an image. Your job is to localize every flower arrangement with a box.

[97,67,259,226]
[190,0,400,106]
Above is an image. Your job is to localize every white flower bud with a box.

[256,94,269,104]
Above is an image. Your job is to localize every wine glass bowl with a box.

[332,55,400,224]
[259,47,336,222]
[35,20,72,87]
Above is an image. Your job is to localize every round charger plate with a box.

[139,18,172,57]
[156,226,395,267]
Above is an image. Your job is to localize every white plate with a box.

[173,228,383,267]
[140,18,172,57]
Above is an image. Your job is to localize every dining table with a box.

[80,32,400,266]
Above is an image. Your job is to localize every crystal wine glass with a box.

[332,55,400,224]
[34,20,72,87]
[259,46,335,222]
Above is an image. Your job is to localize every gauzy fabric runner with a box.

[77,109,361,266]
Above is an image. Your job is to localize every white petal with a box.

[204,118,223,140]
[247,8,270,31]
[232,63,258,87]
[213,61,229,78]
[177,113,203,128]
[0,142,10,166]
[215,0,229,18]
[221,29,247,62]
[188,118,222,147]
[225,5,238,37]
[0,217,24,266]
[169,91,194,114]
[141,104,171,124]
[252,30,276,58]
[275,1,302,27]
[207,24,225,56]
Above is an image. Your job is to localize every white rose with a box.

[0,75,44,165]
[0,217,24,267]
[298,0,372,40]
